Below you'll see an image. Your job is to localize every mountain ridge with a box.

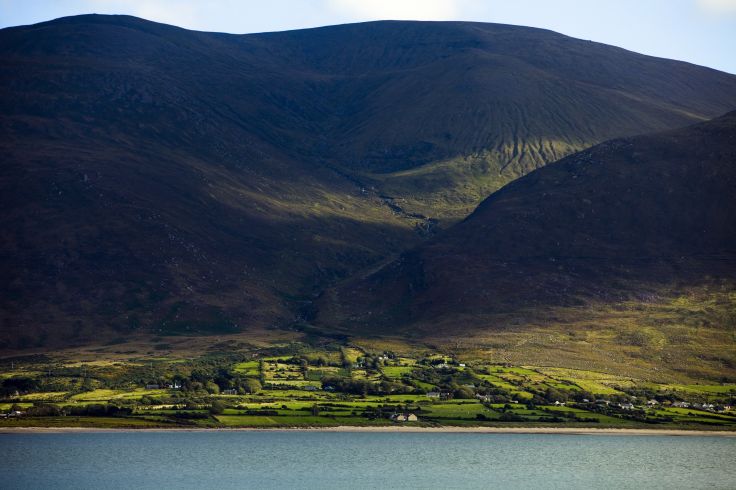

[2,15,736,349]
[318,110,736,331]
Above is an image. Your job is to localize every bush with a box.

[499,412,525,422]
[209,400,226,415]
[1,377,38,396]
[26,403,62,417]
[66,404,132,417]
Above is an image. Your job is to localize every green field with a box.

[1,342,734,430]
[382,366,415,378]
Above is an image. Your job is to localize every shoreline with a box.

[2,426,735,436]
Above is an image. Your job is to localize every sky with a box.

[1,0,735,73]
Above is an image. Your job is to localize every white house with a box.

[391,413,418,422]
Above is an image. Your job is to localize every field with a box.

[1,341,734,430]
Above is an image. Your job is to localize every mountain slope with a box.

[319,111,736,331]
[2,15,736,348]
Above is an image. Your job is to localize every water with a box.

[1,431,734,489]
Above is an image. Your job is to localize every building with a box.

[391,413,419,422]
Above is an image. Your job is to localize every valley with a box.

[1,15,735,431]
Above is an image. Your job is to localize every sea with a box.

[1,431,734,489]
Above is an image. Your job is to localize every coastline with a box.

[1,426,735,436]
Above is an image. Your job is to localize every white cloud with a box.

[327,0,461,20]
[697,0,736,13]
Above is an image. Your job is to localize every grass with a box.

[657,384,736,395]
[265,380,321,388]
[381,366,414,378]
[0,417,169,428]
[232,361,260,376]
[422,403,491,419]
[70,388,170,402]
[341,348,363,364]
[476,374,533,399]
[2,339,735,430]
[17,392,68,401]
[215,415,388,427]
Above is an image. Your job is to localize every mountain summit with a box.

[2,15,736,348]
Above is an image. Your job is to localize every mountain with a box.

[2,15,736,349]
[319,111,736,330]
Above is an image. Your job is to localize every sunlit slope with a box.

[2,15,736,348]
[322,111,736,331]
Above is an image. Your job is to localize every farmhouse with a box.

[391,413,418,422]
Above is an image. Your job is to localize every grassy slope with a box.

[3,16,736,349]
[319,113,736,380]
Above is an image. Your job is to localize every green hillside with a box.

[2,15,736,349]
[319,112,736,381]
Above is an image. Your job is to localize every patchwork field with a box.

[1,341,734,430]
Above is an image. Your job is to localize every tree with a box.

[242,378,262,394]
[209,400,226,415]
[453,387,475,399]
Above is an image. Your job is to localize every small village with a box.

[1,344,734,429]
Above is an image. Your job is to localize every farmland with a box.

[1,341,735,430]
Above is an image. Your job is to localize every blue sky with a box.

[1,0,735,73]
